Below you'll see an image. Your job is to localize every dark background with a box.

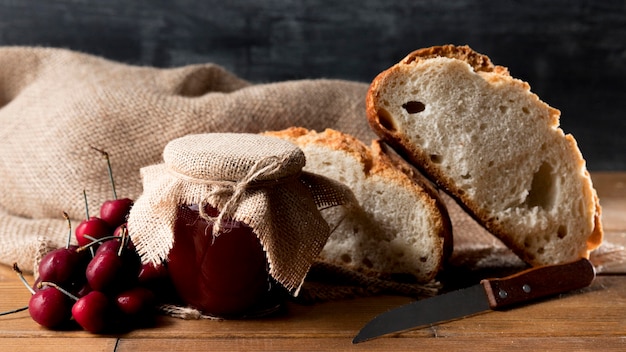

[0,0,624,170]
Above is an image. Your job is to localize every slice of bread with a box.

[366,44,603,266]
[264,127,452,283]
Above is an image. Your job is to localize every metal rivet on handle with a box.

[498,289,508,299]
[522,284,532,293]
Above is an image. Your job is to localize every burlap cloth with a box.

[0,47,622,307]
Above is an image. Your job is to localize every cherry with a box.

[85,251,124,292]
[91,146,134,228]
[136,260,176,301]
[28,285,73,329]
[37,247,88,289]
[112,224,124,237]
[168,204,270,317]
[75,217,111,247]
[27,281,114,334]
[93,237,124,256]
[113,224,136,252]
[38,213,89,286]
[115,286,156,316]
[137,261,168,285]
[30,276,42,293]
[75,191,111,246]
[86,237,140,293]
[100,198,133,229]
[72,291,111,333]
[96,235,141,271]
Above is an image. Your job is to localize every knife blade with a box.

[353,257,596,344]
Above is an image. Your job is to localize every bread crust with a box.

[366,45,603,266]
[401,45,499,74]
[371,140,453,262]
[265,127,453,281]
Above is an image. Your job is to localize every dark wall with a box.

[0,0,624,170]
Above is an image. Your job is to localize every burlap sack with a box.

[0,47,374,275]
[128,133,356,294]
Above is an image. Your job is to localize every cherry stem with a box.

[117,225,128,257]
[76,235,119,253]
[38,281,79,302]
[91,146,118,200]
[62,212,72,250]
[0,306,28,316]
[12,263,35,295]
[83,235,98,257]
[83,190,90,219]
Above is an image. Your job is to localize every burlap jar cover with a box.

[128,133,357,295]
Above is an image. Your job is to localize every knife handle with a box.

[480,258,596,310]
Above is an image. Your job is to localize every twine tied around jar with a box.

[165,155,297,237]
[128,133,357,294]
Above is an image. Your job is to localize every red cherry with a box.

[113,224,136,252]
[38,245,89,286]
[75,217,111,246]
[112,224,125,237]
[136,261,177,301]
[38,212,90,286]
[95,236,141,273]
[31,276,42,293]
[115,286,156,316]
[28,286,73,329]
[85,251,124,292]
[75,191,112,246]
[91,147,133,228]
[94,237,123,256]
[100,198,133,228]
[137,261,168,285]
[86,245,139,293]
[72,291,111,333]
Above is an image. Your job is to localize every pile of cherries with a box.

[13,148,173,333]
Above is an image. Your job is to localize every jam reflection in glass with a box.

[168,204,273,317]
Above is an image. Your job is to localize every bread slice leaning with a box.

[366,44,603,266]
[264,127,452,283]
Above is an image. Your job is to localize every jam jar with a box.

[167,204,278,318]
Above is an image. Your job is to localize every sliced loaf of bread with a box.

[366,44,603,266]
[265,127,452,283]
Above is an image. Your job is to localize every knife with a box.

[353,257,596,343]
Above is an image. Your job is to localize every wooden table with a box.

[2,172,625,351]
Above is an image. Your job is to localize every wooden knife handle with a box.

[480,258,596,310]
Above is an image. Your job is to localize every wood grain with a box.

[2,276,624,351]
[116,337,626,352]
[0,339,117,352]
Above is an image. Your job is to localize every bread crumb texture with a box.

[265,127,451,282]
[367,45,602,266]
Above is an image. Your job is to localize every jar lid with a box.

[164,133,305,182]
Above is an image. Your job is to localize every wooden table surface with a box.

[1,172,625,352]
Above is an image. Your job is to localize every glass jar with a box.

[128,133,355,318]
[167,204,279,318]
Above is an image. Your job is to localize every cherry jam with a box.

[167,204,272,317]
